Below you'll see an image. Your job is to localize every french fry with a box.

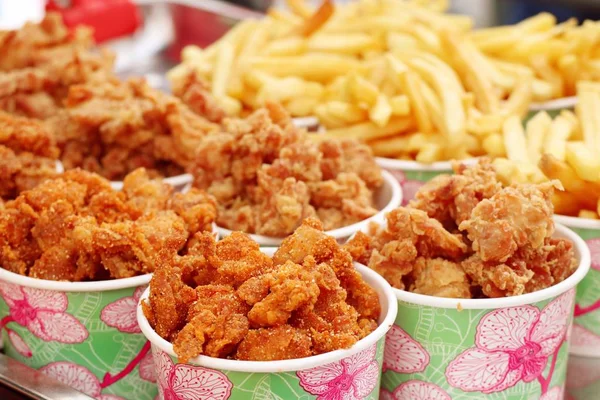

[565,142,600,182]
[502,115,529,163]
[368,135,411,157]
[416,143,444,163]
[325,116,415,141]
[482,133,506,158]
[286,0,313,18]
[390,95,411,116]
[544,115,573,161]
[552,191,584,216]
[296,0,334,37]
[579,210,599,219]
[397,68,433,133]
[212,42,235,98]
[308,33,378,54]
[347,73,379,107]
[369,94,393,127]
[525,110,552,164]
[250,54,361,82]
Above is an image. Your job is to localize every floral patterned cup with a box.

[566,354,600,399]
[137,249,398,400]
[0,271,158,400]
[216,170,403,247]
[554,215,600,358]
[375,223,590,400]
[375,158,479,206]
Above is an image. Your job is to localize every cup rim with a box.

[554,214,600,230]
[137,248,398,372]
[352,222,590,309]
[375,157,480,172]
[110,173,194,190]
[216,169,403,246]
[55,160,64,173]
[529,96,577,112]
[0,224,218,292]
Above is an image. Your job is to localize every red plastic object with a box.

[46,0,142,43]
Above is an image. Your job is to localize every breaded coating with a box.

[410,258,471,298]
[459,181,557,262]
[0,146,58,201]
[0,111,58,158]
[188,104,382,237]
[0,168,216,281]
[236,325,313,361]
[144,221,381,362]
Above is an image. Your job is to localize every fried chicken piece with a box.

[122,168,174,212]
[348,208,468,290]
[143,266,197,341]
[168,188,217,237]
[0,111,58,158]
[172,285,250,362]
[409,158,502,227]
[274,219,381,320]
[0,146,58,200]
[237,260,320,327]
[235,325,313,361]
[459,181,557,263]
[319,139,383,189]
[175,231,220,286]
[170,71,226,123]
[410,258,471,298]
[215,232,273,288]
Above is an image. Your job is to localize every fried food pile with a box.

[143,219,381,362]
[0,168,216,281]
[0,13,114,120]
[189,103,383,237]
[0,112,60,200]
[345,159,578,298]
[47,77,220,180]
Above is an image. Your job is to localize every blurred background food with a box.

[169,0,600,165]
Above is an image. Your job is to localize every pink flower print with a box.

[383,325,429,373]
[0,282,88,343]
[101,286,145,333]
[446,290,574,394]
[139,350,157,383]
[98,396,126,400]
[571,324,600,347]
[41,361,102,397]
[539,386,563,400]
[6,328,32,357]
[297,343,379,400]
[154,349,232,400]
[588,238,600,271]
[382,380,451,400]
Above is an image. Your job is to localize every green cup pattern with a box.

[151,340,385,400]
[0,281,157,400]
[381,289,575,400]
[569,227,600,348]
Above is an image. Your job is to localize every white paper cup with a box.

[350,221,590,399]
[554,215,600,358]
[215,170,402,246]
[55,160,64,173]
[137,247,398,400]
[110,173,193,192]
[375,158,479,205]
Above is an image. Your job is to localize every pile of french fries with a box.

[493,82,600,219]
[168,0,598,164]
[472,13,600,102]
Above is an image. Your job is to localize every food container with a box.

[375,158,479,205]
[357,222,589,400]
[526,96,577,122]
[137,247,398,400]
[554,215,600,358]
[566,355,600,400]
[0,272,157,400]
[216,169,403,246]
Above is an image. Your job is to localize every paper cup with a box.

[373,223,589,400]
[554,215,600,358]
[110,173,193,192]
[0,272,157,400]
[217,169,403,246]
[137,247,398,400]
[375,158,479,206]
[566,355,600,399]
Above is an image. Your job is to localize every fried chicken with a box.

[0,111,58,158]
[189,104,383,237]
[144,220,381,362]
[0,146,58,201]
[0,168,216,281]
[346,208,468,290]
[169,71,226,123]
[409,158,502,228]
[47,78,219,180]
[410,258,471,298]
